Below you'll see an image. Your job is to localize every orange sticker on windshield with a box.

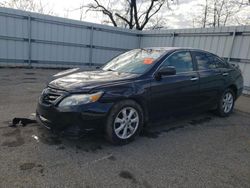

[143,58,154,64]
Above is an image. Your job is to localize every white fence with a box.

[0,7,139,67]
[0,7,250,92]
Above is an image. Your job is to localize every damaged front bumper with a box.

[36,101,113,137]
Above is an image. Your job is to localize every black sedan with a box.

[36,47,243,144]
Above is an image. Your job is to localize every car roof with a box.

[140,47,221,57]
[141,47,196,51]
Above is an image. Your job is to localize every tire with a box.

[105,100,144,145]
[215,88,235,117]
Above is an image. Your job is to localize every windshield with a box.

[102,49,166,74]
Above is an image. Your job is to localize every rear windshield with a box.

[102,49,166,74]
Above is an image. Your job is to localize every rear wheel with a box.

[105,100,144,145]
[216,88,235,117]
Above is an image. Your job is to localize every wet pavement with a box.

[0,68,250,187]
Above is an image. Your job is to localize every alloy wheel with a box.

[113,107,139,139]
[222,92,234,113]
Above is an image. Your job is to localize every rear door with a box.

[149,50,200,122]
[213,55,233,86]
[191,51,225,109]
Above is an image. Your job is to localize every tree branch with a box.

[140,1,165,30]
[88,0,117,27]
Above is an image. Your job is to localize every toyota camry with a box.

[36,47,243,144]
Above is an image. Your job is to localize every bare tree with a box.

[0,0,54,15]
[198,0,249,28]
[79,0,176,30]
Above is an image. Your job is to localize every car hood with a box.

[48,70,138,92]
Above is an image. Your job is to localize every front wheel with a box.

[216,89,235,117]
[105,100,144,145]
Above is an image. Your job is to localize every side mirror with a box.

[155,66,176,79]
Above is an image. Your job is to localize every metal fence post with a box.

[138,34,142,48]
[89,26,94,67]
[27,15,32,67]
[227,29,236,63]
[171,32,175,47]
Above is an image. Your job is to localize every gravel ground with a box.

[0,68,250,188]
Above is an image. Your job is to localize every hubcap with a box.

[114,107,139,139]
[222,92,234,113]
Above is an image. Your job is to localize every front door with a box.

[149,50,200,123]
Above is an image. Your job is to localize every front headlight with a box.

[58,91,103,107]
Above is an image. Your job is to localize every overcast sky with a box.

[1,0,250,28]
[40,0,204,28]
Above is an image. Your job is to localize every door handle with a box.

[222,72,229,76]
[190,77,199,81]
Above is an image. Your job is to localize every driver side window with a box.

[161,51,193,73]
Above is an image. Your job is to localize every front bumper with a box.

[36,101,113,136]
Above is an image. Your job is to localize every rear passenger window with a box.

[162,51,193,73]
[194,52,216,70]
[212,56,229,68]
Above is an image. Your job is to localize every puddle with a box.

[2,78,11,81]
[119,170,137,183]
[189,116,212,125]
[36,127,63,146]
[83,145,102,152]
[140,116,213,139]
[2,128,25,147]
[2,129,20,137]
[20,81,37,84]
[39,168,45,176]
[23,77,37,80]
[2,136,25,147]
[107,155,116,161]
[23,129,34,134]
[143,180,152,188]
[140,130,161,138]
[20,163,36,170]
[57,146,66,150]
[2,120,11,125]
[39,133,62,145]
[162,125,186,133]
[24,72,35,75]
